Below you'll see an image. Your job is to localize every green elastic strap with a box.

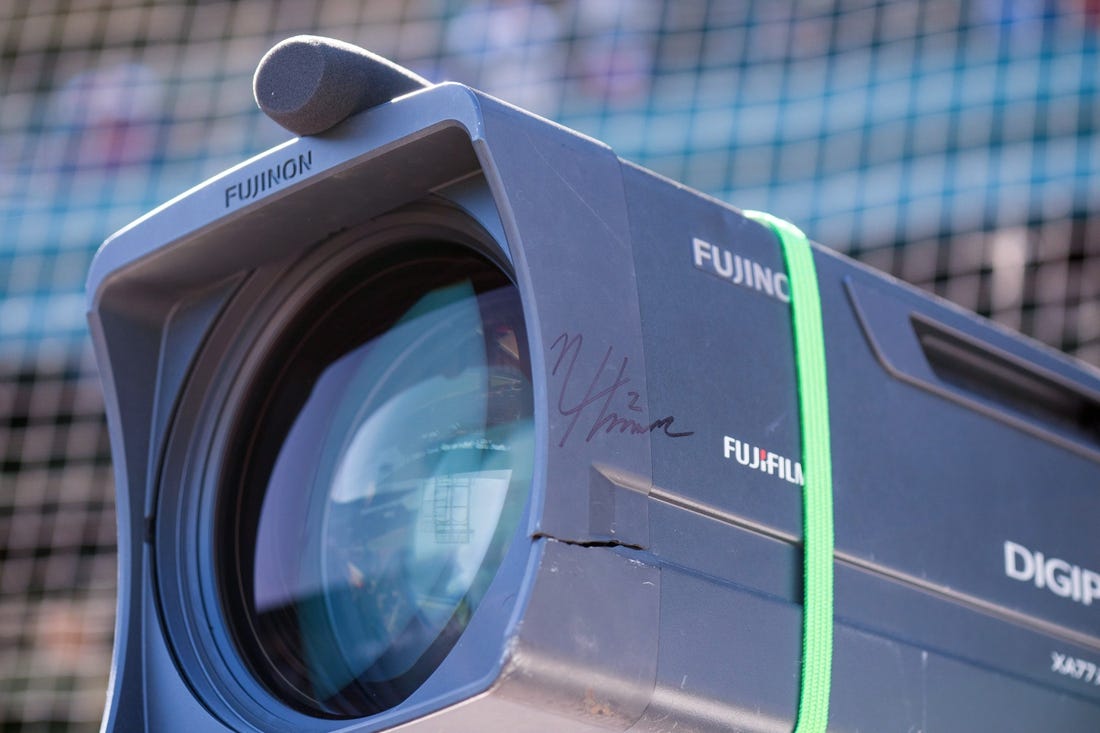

[745,211,835,733]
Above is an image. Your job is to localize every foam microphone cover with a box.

[254,35,430,136]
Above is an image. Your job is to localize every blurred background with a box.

[1,1,1099,730]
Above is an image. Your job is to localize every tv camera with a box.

[87,36,1100,732]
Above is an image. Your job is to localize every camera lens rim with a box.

[153,203,539,731]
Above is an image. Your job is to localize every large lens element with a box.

[221,243,533,718]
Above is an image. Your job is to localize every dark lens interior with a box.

[219,242,533,718]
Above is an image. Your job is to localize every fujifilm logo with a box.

[1004,540,1100,606]
[723,436,804,486]
[692,237,790,304]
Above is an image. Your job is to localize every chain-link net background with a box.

[2,1,1099,730]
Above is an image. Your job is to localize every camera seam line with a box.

[745,210,835,733]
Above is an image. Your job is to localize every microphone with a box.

[254,35,430,136]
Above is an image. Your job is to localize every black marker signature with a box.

[550,332,694,448]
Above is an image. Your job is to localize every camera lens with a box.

[219,241,533,718]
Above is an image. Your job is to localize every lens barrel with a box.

[217,240,533,718]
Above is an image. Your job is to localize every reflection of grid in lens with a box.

[423,477,474,545]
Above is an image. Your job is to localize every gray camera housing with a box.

[88,79,1100,732]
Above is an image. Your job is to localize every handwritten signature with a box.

[550,332,694,448]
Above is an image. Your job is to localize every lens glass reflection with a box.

[228,246,532,718]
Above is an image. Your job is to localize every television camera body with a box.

[87,40,1100,732]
